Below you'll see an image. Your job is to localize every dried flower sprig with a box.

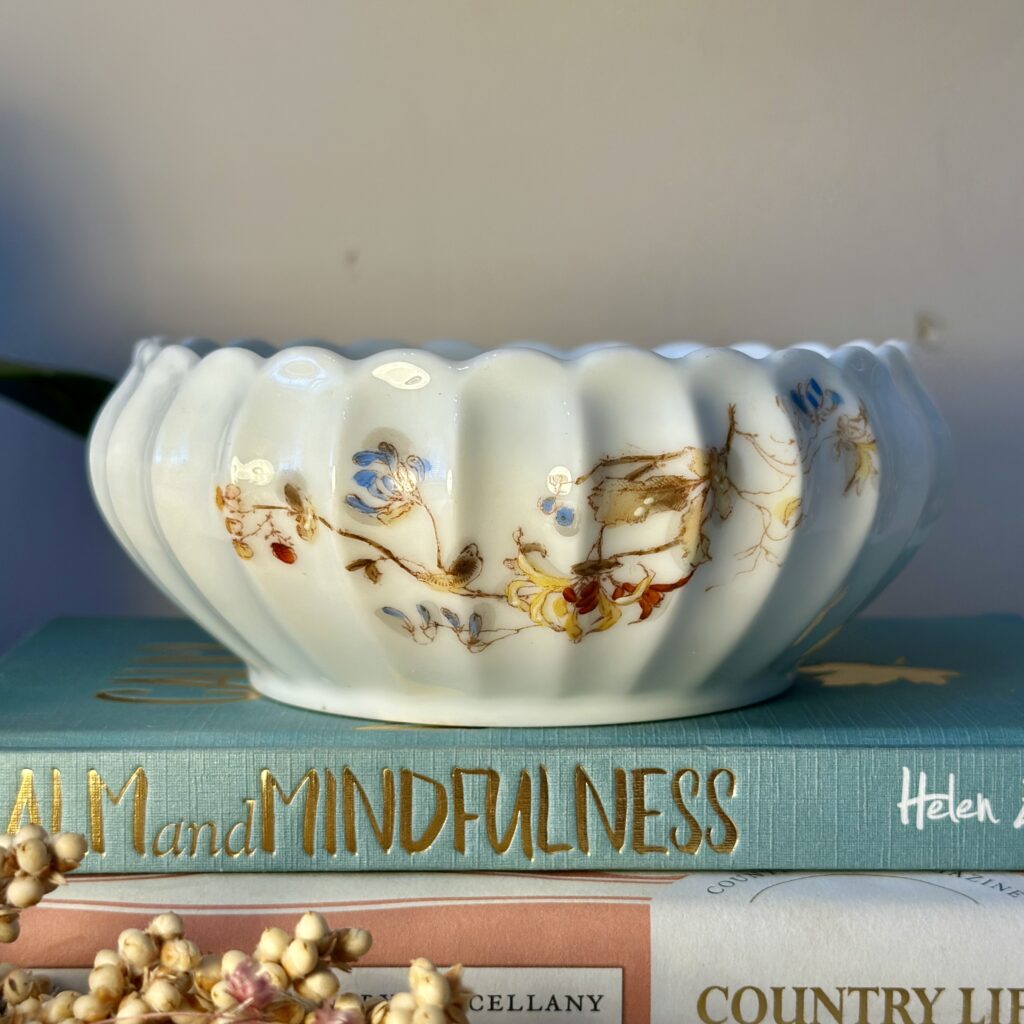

[363,960,471,1024]
[0,830,472,1022]
[0,826,89,943]
[0,911,472,1024]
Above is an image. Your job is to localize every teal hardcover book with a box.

[0,616,1022,873]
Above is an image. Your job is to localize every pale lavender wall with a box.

[1,1,1022,652]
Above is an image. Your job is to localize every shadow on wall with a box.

[0,114,176,653]
[864,345,1024,621]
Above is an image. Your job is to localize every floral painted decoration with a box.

[345,442,432,524]
[217,381,878,652]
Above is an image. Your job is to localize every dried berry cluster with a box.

[362,960,471,1024]
[0,826,88,943]
[0,912,471,1024]
[0,828,469,1024]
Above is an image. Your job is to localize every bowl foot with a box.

[248,670,795,727]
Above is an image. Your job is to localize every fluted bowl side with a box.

[87,339,947,725]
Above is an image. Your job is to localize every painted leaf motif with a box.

[441,608,461,629]
[571,556,622,577]
[447,544,482,584]
[284,483,303,512]
[589,476,700,526]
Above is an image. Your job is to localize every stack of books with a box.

[2,615,1023,1022]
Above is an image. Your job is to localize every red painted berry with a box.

[271,543,297,564]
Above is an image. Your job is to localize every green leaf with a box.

[0,359,115,437]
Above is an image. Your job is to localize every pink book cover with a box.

[14,871,678,1021]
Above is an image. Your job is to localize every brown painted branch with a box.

[610,535,691,559]
[315,515,427,581]
[573,448,693,485]
[418,499,444,569]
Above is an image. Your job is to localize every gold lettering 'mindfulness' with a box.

[3,765,739,861]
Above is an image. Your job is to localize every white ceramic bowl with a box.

[88,338,948,726]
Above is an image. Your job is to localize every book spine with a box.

[4,745,1024,872]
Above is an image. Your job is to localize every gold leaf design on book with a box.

[800,660,958,687]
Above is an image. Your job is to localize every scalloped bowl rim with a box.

[128,336,916,370]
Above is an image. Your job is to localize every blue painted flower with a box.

[538,494,576,529]
[790,378,842,424]
[380,606,415,634]
[345,441,432,524]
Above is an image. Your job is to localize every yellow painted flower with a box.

[506,549,654,642]
[845,441,878,494]
[774,495,802,526]
[833,409,879,494]
[505,551,574,633]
